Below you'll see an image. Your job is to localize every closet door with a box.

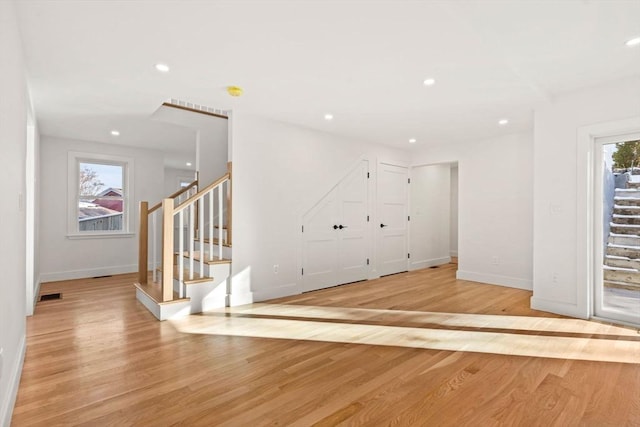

[337,161,369,285]
[302,187,339,292]
[377,162,409,276]
[302,160,369,292]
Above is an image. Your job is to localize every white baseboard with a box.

[253,283,300,302]
[40,264,137,283]
[1,334,26,427]
[410,256,451,271]
[530,297,587,319]
[228,291,255,306]
[456,270,533,291]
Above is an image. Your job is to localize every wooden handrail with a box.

[148,179,198,214]
[174,173,230,214]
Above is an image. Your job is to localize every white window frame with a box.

[67,151,134,239]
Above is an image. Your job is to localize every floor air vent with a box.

[430,266,439,269]
[40,293,62,301]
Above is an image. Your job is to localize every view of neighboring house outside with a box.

[77,160,126,231]
[91,188,124,211]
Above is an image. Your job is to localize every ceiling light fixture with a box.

[423,78,436,86]
[498,119,509,126]
[186,162,192,167]
[625,36,640,47]
[324,114,333,121]
[409,138,417,144]
[155,63,170,72]
[110,130,120,136]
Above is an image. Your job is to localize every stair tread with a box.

[610,232,640,238]
[613,198,640,201]
[613,213,640,218]
[603,280,640,291]
[603,265,639,272]
[604,279,640,286]
[201,237,232,247]
[156,266,214,284]
[605,254,633,260]
[134,281,190,305]
[610,222,640,228]
[175,250,232,264]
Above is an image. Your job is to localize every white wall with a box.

[0,1,28,424]
[231,113,410,302]
[412,132,534,290]
[409,164,451,270]
[532,77,640,318]
[39,137,164,281]
[450,166,459,257]
[197,119,228,186]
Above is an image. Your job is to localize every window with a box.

[178,176,194,189]
[68,152,133,237]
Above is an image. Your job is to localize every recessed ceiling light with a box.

[110,130,120,136]
[498,119,509,126]
[186,162,192,167]
[423,78,436,86]
[409,138,417,144]
[625,37,640,47]
[155,63,170,72]
[324,114,333,121]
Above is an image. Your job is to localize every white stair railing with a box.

[138,167,231,303]
[166,172,230,301]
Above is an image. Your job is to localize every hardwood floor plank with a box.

[12,265,640,426]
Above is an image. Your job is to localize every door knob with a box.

[333,225,338,230]
[380,223,388,228]
[339,225,347,229]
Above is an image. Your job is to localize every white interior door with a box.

[302,160,369,292]
[302,187,338,292]
[377,162,409,276]
[337,161,369,285]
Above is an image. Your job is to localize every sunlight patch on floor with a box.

[213,303,638,336]
[169,306,640,364]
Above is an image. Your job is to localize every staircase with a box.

[604,181,640,292]
[134,164,233,320]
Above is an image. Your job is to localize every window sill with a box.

[67,232,135,240]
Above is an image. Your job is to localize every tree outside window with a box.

[77,161,125,232]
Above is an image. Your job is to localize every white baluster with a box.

[209,190,213,262]
[189,204,194,280]
[218,184,223,260]
[179,210,184,298]
[199,194,204,278]
[152,212,157,283]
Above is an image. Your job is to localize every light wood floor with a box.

[12,264,640,426]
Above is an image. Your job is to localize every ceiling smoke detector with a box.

[227,86,244,97]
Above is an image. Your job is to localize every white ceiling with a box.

[15,0,640,158]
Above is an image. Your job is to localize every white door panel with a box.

[303,160,369,291]
[378,162,408,276]
[302,188,338,292]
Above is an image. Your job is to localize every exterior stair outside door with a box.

[604,179,640,292]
